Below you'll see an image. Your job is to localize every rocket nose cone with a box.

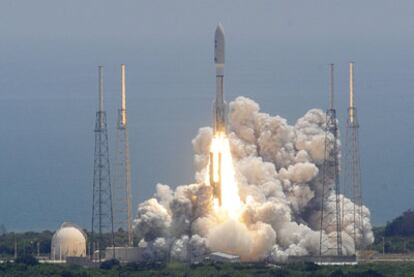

[214,24,225,65]
[215,23,225,37]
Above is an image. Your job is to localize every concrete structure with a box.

[209,252,240,263]
[66,256,92,267]
[51,222,87,260]
[105,247,143,263]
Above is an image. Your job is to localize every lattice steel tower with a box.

[113,64,133,246]
[319,64,343,256]
[91,66,115,260]
[343,62,364,252]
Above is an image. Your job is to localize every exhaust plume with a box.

[133,96,374,262]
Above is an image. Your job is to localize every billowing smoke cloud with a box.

[133,96,374,262]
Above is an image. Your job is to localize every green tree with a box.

[385,209,414,236]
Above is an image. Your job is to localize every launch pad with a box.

[287,255,357,265]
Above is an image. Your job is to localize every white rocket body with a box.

[210,24,227,206]
[213,24,227,135]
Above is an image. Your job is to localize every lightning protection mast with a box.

[91,66,115,261]
[319,64,343,257]
[113,64,133,247]
[343,62,364,253]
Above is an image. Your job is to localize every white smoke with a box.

[132,96,374,262]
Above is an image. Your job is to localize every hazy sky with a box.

[0,0,413,230]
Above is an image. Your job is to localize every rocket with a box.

[213,23,226,135]
[210,24,226,206]
[209,150,222,206]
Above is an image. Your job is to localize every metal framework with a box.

[112,64,133,246]
[91,66,115,261]
[320,64,343,256]
[343,62,364,252]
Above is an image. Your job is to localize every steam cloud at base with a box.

[133,96,374,262]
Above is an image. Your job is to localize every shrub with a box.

[15,254,38,266]
[330,269,345,277]
[100,258,120,269]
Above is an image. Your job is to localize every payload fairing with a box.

[210,24,226,206]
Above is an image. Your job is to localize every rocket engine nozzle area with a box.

[209,151,222,206]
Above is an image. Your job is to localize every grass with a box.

[3,261,414,277]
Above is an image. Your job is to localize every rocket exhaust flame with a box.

[208,133,242,219]
[209,151,222,206]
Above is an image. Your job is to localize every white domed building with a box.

[51,222,87,260]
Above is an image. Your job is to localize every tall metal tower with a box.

[343,62,364,252]
[319,64,343,256]
[91,66,115,261]
[113,64,133,246]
